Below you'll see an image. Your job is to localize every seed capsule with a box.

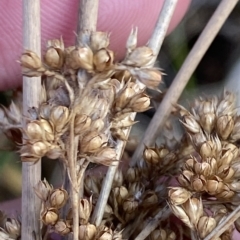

[197,216,216,238]
[49,188,68,209]
[79,224,97,240]
[54,220,71,235]
[41,207,59,225]
[168,187,192,205]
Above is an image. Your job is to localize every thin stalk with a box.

[134,206,171,240]
[68,113,79,240]
[131,0,239,166]
[21,0,42,239]
[204,205,240,240]
[91,0,178,226]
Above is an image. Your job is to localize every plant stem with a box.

[21,1,42,239]
[134,206,171,240]
[204,205,240,240]
[68,113,79,240]
[77,0,99,46]
[131,0,239,166]
[91,0,178,226]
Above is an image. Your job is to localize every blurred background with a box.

[1,0,240,202]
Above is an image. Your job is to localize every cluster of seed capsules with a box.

[166,91,240,239]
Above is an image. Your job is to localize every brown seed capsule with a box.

[123,46,154,67]
[74,114,92,135]
[169,203,193,229]
[123,197,138,213]
[79,198,92,225]
[182,114,201,135]
[199,113,216,134]
[80,131,107,153]
[217,165,235,181]
[41,207,59,225]
[216,115,234,140]
[125,167,140,183]
[68,47,93,70]
[130,68,162,89]
[50,105,69,132]
[197,216,216,238]
[191,175,206,192]
[168,187,192,205]
[177,170,194,188]
[4,218,21,238]
[79,223,97,240]
[92,147,117,165]
[49,188,68,209]
[194,162,212,176]
[142,190,158,207]
[149,229,167,240]
[34,178,53,201]
[20,50,42,70]
[215,184,234,199]
[182,198,203,227]
[128,93,151,112]
[44,47,64,69]
[54,220,71,235]
[143,147,160,164]
[199,140,217,159]
[206,176,224,195]
[113,186,129,205]
[93,48,114,71]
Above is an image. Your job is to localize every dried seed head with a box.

[74,114,92,135]
[127,93,151,112]
[113,186,129,205]
[93,48,114,71]
[125,167,140,183]
[34,178,53,201]
[80,131,107,153]
[181,114,201,134]
[199,113,216,134]
[4,218,20,238]
[197,216,216,238]
[168,187,192,205]
[130,68,162,89]
[191,175,206,192]
[68,47,93,70]
[90,31,110,52]
[169,203,193,229]
[41,207,59,225]
[79,223,97,240]
[123,197,139,213]
[79,198,92,225]
[123,46,154,67]
[142,190,158,207]
[92,147,117,165]
[49,188,68,209]
[143,146,160,164]
[206,176,224,195]
[54,220,70,235]
[177,170,194,188]
[50,105,69,132]
[20,50,42,70]
[216,115,234,140]
[182,197,203,227]
[44,47,64,69]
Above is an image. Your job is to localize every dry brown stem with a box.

[21,0,42,239]
[134,206,171,240]
[131,0,239,166]
[91,0,178,226]
[204,205,240,240]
